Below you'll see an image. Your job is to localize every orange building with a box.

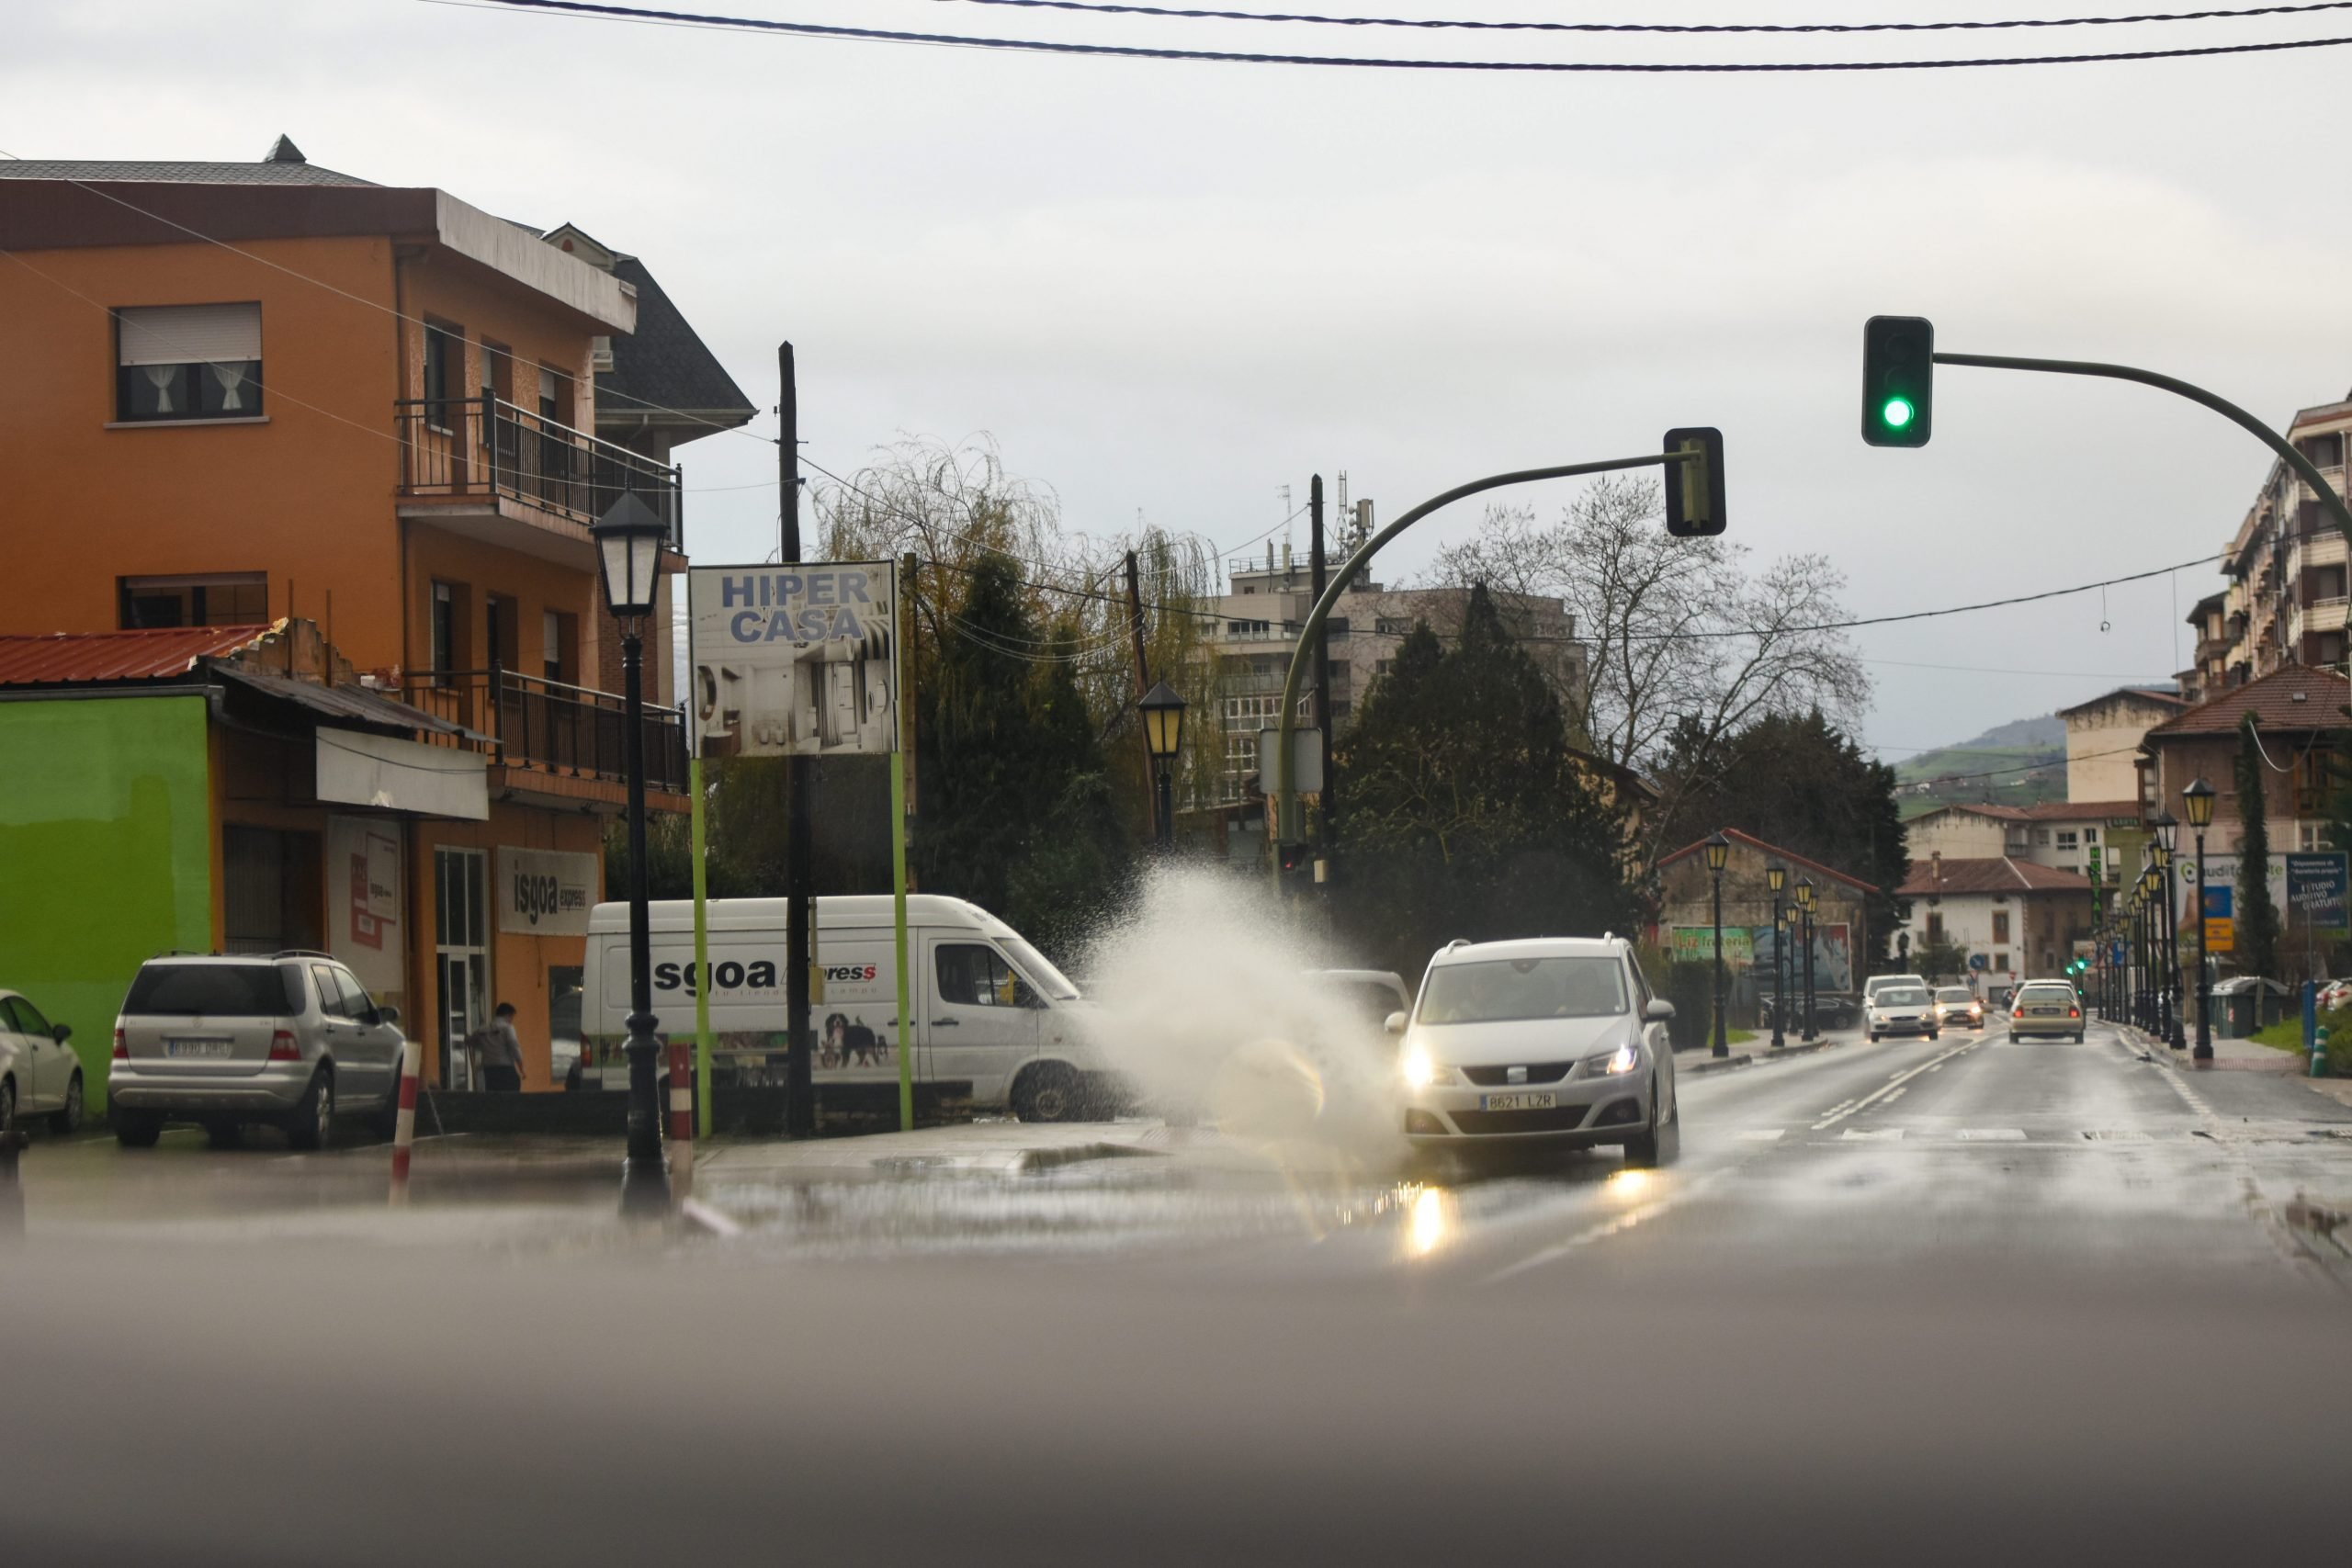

[0,136,755,1089]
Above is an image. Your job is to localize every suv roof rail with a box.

[1443,938,1471,951]
[273,949,335,962]
[152,949,217,959]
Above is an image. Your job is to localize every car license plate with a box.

[1480,1091,1557,1111]
[2031,1008,2058,1017]
[165,1038,233,1059]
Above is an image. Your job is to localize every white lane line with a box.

[1733,1129,1786,1142]
[1959,1128,2028,1141]
[1881,1087,1908,1105]
[1480,1174,1720,1283]
[1841,1127,1905,1141]
[1811,1039,1974,1129]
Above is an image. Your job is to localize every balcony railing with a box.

[402,667,689,795]
[396,395,683,547]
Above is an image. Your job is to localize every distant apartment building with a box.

[2207,393,2352,687]
[2056,685,2186,803]
[1204,542,1587,807]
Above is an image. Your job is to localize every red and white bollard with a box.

[666,1038,695,1201]
[389,1038,423,1206]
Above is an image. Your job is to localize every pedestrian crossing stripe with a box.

[1957,1129,2028,1141]
[1840,1128,1905,1141]
[1733,1129,1786,1142]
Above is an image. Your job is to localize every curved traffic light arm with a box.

[1933,351,2352,540]
[1266,446,1702,883]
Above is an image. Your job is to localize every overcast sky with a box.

[11,0,2351,758]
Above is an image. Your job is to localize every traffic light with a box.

[1861,315,1935,447]
[1662,426,1726,537]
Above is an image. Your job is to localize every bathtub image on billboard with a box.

[689,562,899,757]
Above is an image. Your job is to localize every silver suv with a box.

[110,953,405,1149]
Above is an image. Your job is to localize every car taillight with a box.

[2069,1007,2081,1018]
[268,1031,300,1062]
[113,1028,128,1060]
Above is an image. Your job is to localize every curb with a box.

[1679,1051,1754,1076]
[1678,1037,1842,1077]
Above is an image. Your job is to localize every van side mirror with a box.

[52,1022,73,1043]
[1644,999,1676,1022]
[1383,1010,1407,1036]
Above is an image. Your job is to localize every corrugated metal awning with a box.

[214,665,488,741]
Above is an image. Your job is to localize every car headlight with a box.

[1400,1044,1452,1089]
[1587,1041,1642,1076]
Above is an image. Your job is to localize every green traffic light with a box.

[1881,396,1916,430]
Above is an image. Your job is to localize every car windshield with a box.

[1877,987,1931,1006]
[1001,936,1081,1001]
[1936,988,1975,1003]
[123,963,300,1017]
[1417,956,1627,1024]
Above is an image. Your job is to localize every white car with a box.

[1866,984,1940,1042]
[1,987,87,1135]
[1864,974,1929,1006]
[1932,987,1984,1031]
[1387,936,1678,1166]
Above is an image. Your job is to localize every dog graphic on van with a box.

[821,1012,887,1069]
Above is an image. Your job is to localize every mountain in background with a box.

[1893,713,2068,819]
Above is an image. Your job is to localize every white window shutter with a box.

[117,302,262,367]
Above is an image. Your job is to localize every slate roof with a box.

[601,254,755,425]
[0,625,272,684]
[0,159,373,187]
[2143,664,2352,739]
[1897,858,2093,897]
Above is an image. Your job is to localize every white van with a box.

[579,895,1105,1121]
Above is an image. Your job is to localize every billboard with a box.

[1672,923,1853,993]
[2173,851,2348,935]
[496,846,596,936]
[326,816,405,1006]
[688,562,899,758]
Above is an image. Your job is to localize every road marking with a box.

[1959,1128,2028,1141]
[1841,1127,1905,1141]
[1812,1039,1973,1129]
[1480,1173,1721,1283]
[1733,1129,1786,1142]
[1881,1087,1907,1104]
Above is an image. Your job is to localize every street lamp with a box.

[593,494,670,1216]
[2183,777,2217,1061]
[1795,876,1818,1043]
[1704,831,1731,1059]
[1767,863,1787,1050]
[2142,861,2164,1033]
[2142,853,2173,1044]
[2151,808,2184,1050]
[1137,681,1187,853]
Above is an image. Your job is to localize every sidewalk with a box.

[1674,1029,1852,1077]
[695,1117,1172,1180]
[2111,1019,2352,1110]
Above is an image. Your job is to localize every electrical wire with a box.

[461,0,2352,71]
[930,0,2352,35]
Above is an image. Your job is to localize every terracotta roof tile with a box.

[1657,826,1879,895]
[1896,857,2094,897]
[0,625,272,685]
[2143,664,2351,739]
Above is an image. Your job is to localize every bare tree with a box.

[1430,474,1870,860]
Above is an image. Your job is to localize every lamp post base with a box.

[2191,1042,2214,1064]
[619,1017,669,1219]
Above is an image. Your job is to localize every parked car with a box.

[1758,991,1858,1032]
[1932,987,1984,1031]
[1865,984,1940,1042]
[0,987,85,1135]
[108,953,405,1148]
[2007,979,2085,1043]
[1386,936,1678,1166]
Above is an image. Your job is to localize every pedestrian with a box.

[477,1001,526,1092]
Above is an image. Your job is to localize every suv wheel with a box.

[285,1068,334,1151]
[0,1076,14,1136]
[115,1110,163,1148]
[50,1073,84,1135]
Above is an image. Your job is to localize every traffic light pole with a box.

[1267,448,1703,887]
[1932,352,2352,539]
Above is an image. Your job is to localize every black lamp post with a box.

[2151,808,2183,1049]
[1138,681,1187,853]
[1704,831,1731,1058]
[593,494,671,1216]
[2184,777,2216,1061]
[1767,863,1787,1049]
[2131,878,2150,1032]
[2143,861,2165,1034]
[1795,876,1818,1043]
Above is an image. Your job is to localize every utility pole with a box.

[781,343,815,1139]
[1309,475,1333,903]
[1125,550,1156,841]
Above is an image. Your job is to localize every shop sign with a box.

[496,847,597,936]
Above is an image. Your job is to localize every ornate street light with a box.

[2152,831,2183,1050]
[2183,777,2217,1061]
[593,493,672,1216]
[1704,831,1732,1059]
[1794,875,1818,1043]
[1137,681,1188,853]
[1766,863,1788,1050]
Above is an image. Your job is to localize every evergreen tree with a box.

[1334,585,1637,976]
[2235,716,2281,979]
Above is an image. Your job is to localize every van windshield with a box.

[1001,937,1081,1000]
[1417,956,1628,1025]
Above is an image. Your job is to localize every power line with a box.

[930,0,2352,36]
[462,0,2352,70]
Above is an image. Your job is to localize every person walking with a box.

[477,1001,526,1092]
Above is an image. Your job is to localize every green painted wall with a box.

[0,696,212,1110]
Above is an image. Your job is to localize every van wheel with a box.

[1012,1063,1081,1123]
[115,1111,163,1148]
[51,1073,84,1135]
[284,1068,334,1151]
